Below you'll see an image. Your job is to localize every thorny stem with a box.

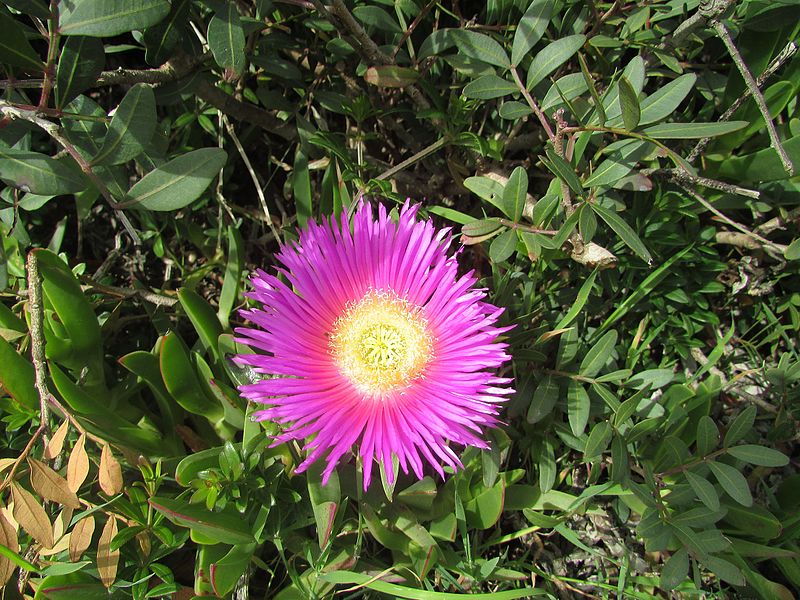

[510,66,556,142]
[712,19,794,176]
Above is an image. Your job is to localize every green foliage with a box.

[0,0,799,598]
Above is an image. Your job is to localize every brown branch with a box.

[711,20,794,176]
[96,52,210,86]
[665,0,736,49]
[688,41,797,164]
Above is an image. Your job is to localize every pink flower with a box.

[235,202,513,488]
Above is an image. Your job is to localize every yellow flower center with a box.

[330,290,433,395]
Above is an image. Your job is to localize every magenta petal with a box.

[236,201,513,489]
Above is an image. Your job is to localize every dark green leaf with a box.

[696,415,719,455]
[307,462,340,548]
[723,405,755,447]
[0,336,37,410]
[463,74,518,99]
[352,5,401,33]
[207,3,246,75]
[727,444,789,467]
[489,229,517,262]
[0,11,43,71]
[55,35,105,108]
[590,202,652,264]
[579,330,617,378]
[584,421,612,459]
[643,121,749,139]
[126,148,227,211]
[639,74,696,125]
[0,149,85,195]
[567,379,590,436]
[498,101,533,120]
[511,0,553,66]
[526,34,585,89]
[93,83,156,165]
[659,548,688,591]
[527,374,559,424]
[542,147,583,195]
[708,461,753,507]
[685,470,720,511]
[60,0,171,37]
[617,76,640,131]
[451,30,510,69]
[501,166,527,221]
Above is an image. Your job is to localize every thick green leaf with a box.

[701,556,745,587]
[60,0,171,37]
[590,202,652,264]
[695,415,719,455]
[451,30,510,69]
[307,462,340,548]
[0,336,38,410]
[463,74,518,99]
[567,379,590,436]
[541,72,588,111]
[708,461,753,507]
[159,331,222,420]
[639,74,696,125]
[685,470,720,511]
[142,0,189,66]
[210,543,256,597]
[511,0,553,66]
[724,405,755,447]
[715,134,800,182]
[527,374,559,424]
[126,148,227,211]
[538,437,556,492]
[55,35,104,108]
[526,34,585,89]
[292,148,311,227]
[501,166,527,221]
[727,444,789,467]
[92,83,156,165]
[785,238,800,261]
[579,330,617,378]
[642,121,748,139]
[617,75,640,131]
[0,11,43,71]
[207,3,246,75]
[178,288,223,362]
[464,479,505,529]
[149,496,254,545]
[0,149,85,195]
[218,226,244,328]
[463,176,504,206]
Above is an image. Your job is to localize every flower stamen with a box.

[330,290,432,395]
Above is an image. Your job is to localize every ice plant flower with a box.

[235,202,513,488]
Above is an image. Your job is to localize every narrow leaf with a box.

[579,330,618,378]
[99,445,123,496]
[567,380,590,436]
[643,121,748,139]
[724,405,755,447]
[0,149,85,195]
[727,444,789,467]
[526,34,585,89]
[463,74,518,100]
[685,470,720,511]
[590,202,652,264]
[501,166,527,221]
[126,148,228,211]
[55,35,105,108]
[511,0,553,66]
[0,11,43,71]
[451,30,510,68]
[97,516,119,588]
[617,76,640,131]
[69,516,96,562]
[639,74,696,125]
[66,434,89,493]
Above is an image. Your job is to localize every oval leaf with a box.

[511,0,553,66]
[451,30,510,68]
[60,0,171,37]
[207,3,246,75]
[526,34,585,89]
[92,83,156,166]
[28,458,81,509]
[11,482,54,548]
[0,149,85,195]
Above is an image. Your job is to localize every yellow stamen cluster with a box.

[330,290,433,395]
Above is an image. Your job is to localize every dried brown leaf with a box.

[66,434,89,493]
[99,445,123,496]
[44,420,70,460]
[97,516,119,588]
[28,458,81,509]
[0,512,19,586]
[11,482,54,548]
[69,515,95,562]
